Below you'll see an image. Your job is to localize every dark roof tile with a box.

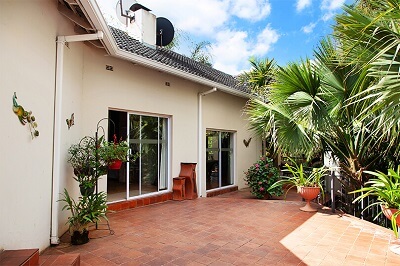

[109,26,250,95]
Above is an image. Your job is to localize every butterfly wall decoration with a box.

[243,137,252,147]
[66,113,74,130]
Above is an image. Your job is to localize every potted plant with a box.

[350,166,400,238]
[59,188,108,245]
[269,158,327,212]
[67,136,107,195]
[99,135,130,170]
[244,157,283,199]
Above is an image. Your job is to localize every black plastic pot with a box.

[71,230,89,245]
[79,185,95,196]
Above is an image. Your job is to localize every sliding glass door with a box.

[128,114,169,197]
[206,130,234,190]
[106,110,169,202]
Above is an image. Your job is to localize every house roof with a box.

[59,0,250,97]
[109,26,250,95]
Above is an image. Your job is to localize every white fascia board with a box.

[114,50,250,98]
[81,0,250,99]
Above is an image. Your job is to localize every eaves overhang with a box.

[78,0,251,99]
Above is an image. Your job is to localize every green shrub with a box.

[244,157,283,199]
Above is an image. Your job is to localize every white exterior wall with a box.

[0,0,84,251]
[0,0,260,252]
[81,48,260,196]
[202,92,261,193]
[81,47,201,187]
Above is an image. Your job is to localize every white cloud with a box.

[211,25,279,74]
[97,0,280,75]
[319,0,345,22]
[253,25,279,55]
[321,11,335,21]
[137,0,230,36]
[302,22,317,34]
[296,0,312,12]
[321,0,346,11]
[211,30,251,74]
[230,0,271,21]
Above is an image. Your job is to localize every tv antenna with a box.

[116,0,136,24]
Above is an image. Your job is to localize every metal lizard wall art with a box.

[13,92,39,139]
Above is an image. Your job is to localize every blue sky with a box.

[97,0,354,75]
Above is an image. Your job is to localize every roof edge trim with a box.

[81,0,250,99]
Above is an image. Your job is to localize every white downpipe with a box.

[197,88,217,197]
[50,31,103,245]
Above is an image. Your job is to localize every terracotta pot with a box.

[381,205,400,255]
[298,186,320,212]
[109,160,122,170]
[381,205,400,227]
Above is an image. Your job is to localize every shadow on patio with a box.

[41,188,400,265]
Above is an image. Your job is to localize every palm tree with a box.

[189,41,213,66]
[245,33,399,213]
[238,57,276,96]
[334,0,400,158]
[239,57,278,157]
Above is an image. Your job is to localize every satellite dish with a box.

[156,17,174,47]
[115,0,136,25]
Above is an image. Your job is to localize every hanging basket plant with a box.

[108,159,123,170]
[99,134,129,170]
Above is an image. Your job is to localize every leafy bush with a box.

[59,188,108,233]
[244,157,283,199]
[67,136,107,190]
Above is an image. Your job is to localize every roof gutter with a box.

[80,0,250,99]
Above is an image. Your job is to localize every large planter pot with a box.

[108,160,122,170]
[381,205,400,255]
[381,206,400,227]
[298,186,320,212]
[71,229,89,245]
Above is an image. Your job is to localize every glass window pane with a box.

[206,150,219,190]
[141,143,158,194]
[142,116,158,139]
[159,118,168,190]
[206,130,219,149]
[129,114,140,140]
[221,132,232,149]
[221,151,233,186]
[159,143,168,190]
[129,143,140,197]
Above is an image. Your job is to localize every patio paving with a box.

[41,188,400,265]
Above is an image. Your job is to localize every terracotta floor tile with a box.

[39,188,400,266]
